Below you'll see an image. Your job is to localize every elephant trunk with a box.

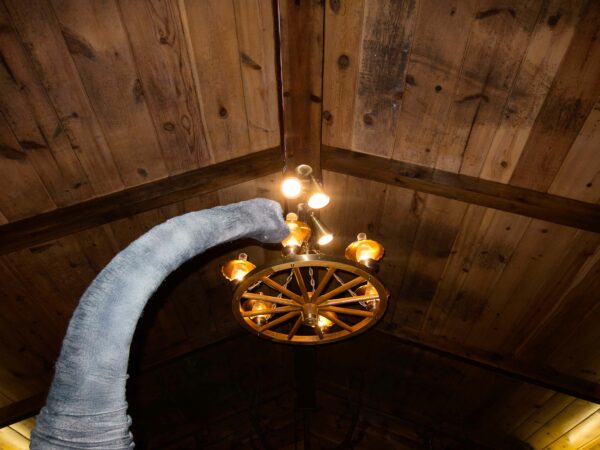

[31,198,288,449]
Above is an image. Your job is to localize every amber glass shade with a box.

[355,283,379,311]
[243,298,273,325]
[221,253,256,281]
[345,233,384,263]
[281,213,312,247]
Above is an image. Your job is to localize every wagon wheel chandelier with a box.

[221,164,389,345]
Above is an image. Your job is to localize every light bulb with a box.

[318,233,333,246]
[318,314,334,330]
[282,177,302,199]
[308,192,330,209]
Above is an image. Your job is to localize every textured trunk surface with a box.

[31,199,288,449]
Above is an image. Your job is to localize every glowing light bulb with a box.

[318,314,334,330]
[308,191,330,209]
[282,177,302,199]
[318,233,333,246]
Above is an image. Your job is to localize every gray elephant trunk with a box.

[31,198,288,449]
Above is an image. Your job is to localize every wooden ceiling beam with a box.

[276,0,324,175]
[379,328,600,405]
[322,145,600,233]
[0,147,282,255]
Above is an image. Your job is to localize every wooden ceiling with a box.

[0,0,599,449]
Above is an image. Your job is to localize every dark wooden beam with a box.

[379,328,600,405]
[0,147,282,255]
[0,392,46,428]
[322,145,600,233]
[276,0,324,175]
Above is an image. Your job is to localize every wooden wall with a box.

[321,0,600,202]
[0,0,279,222]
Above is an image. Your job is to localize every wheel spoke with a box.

[319,295,379,307]
[242,306,300,317]
[311,267,336,300]
[320,312,353,332]
[287,316,303,340]
[261,277,304,304]
[319,306,373,317]
[293,267,310,304]
[258,311,301,333]
[242,292,298,307]
[316,276,365,304]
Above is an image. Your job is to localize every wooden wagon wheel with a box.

[232,254,389,345]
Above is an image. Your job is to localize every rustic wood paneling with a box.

[118,0,212,175]
[510,1,600,191]
[0,3,95,207]
[278,0,324,170]
[4,0,124,196]
[480,0,584,183]
[181,0,251,160]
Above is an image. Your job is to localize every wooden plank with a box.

[0,393,45,429]
[180,0,250,161]
[512,392,574,442]
[392,0,476,167]
[0,147,281,255]
[434,0,542,176]
[0,2,94,206]
[510,1,600,191]
[526,399,599,449]
[277,0,324,171]
[391,195,468,329]
[0,424,30,449]
[50,0,168,186]
[321,0,366,150]
[4,0,123,195]
[379,328,600,405]
[321,145,600,233]
[548,98,600,203]
[0,112,56,220]
[351,0,417,157]
[546,409,600,450]
[118,0,213,175]
[514,237,600,363]
[426,209,530,343]
[480,0,583,183]
[233,0,280,151]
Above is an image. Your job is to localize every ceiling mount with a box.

[222,164,389,344]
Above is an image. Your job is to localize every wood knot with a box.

[137,167,148,177]
[337,54,350,69]
[133,79,144,102]
[363,113,374,126]
[329,0,340,14]
[219,107,228,118]
[547,14,561,28]
[435,85,442,92]
[322,110,332,122]
[405,74,416,86]
[310,94,322,103]
[163,122,175,132]
[159,36,168,45]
